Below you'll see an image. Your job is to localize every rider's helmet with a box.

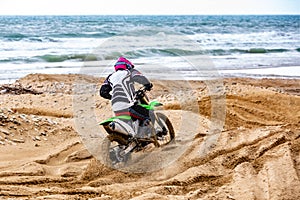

[114,57,134,71]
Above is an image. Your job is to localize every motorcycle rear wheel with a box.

[101,133,131,168]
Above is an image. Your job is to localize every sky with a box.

[0,0,299,15]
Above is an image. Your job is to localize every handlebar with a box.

[134,87,147,100]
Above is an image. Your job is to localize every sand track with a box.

[0,74,299,199]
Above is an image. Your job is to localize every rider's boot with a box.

[136,118,152,138]
[142,118,151,126]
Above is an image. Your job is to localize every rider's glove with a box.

[144,83,153,91]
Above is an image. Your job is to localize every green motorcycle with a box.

[99,87,175,167]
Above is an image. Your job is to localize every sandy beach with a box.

[0,73,299,199]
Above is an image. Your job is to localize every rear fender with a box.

[99,115,131,125]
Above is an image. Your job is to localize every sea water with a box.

[0,15,299,83]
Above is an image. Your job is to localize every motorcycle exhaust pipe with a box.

[108,120,135,136]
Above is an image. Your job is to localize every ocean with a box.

[0,15,299,83]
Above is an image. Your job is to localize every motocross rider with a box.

[99,57,153,137]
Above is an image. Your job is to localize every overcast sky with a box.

[0,0,299,15]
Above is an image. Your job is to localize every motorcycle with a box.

[99,86,175,167]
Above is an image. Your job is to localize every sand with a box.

[0,73,299,200]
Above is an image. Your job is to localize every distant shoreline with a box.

[1,64,300,85]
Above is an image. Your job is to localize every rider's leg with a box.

[129,104,150,126]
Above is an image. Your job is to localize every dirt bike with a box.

[99,87,175,168]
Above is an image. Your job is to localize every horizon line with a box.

[0,13,299,16]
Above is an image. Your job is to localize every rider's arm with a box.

[131,69,153,91]
[99,76,112,100]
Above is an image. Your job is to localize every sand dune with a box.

[0,74,299,199]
